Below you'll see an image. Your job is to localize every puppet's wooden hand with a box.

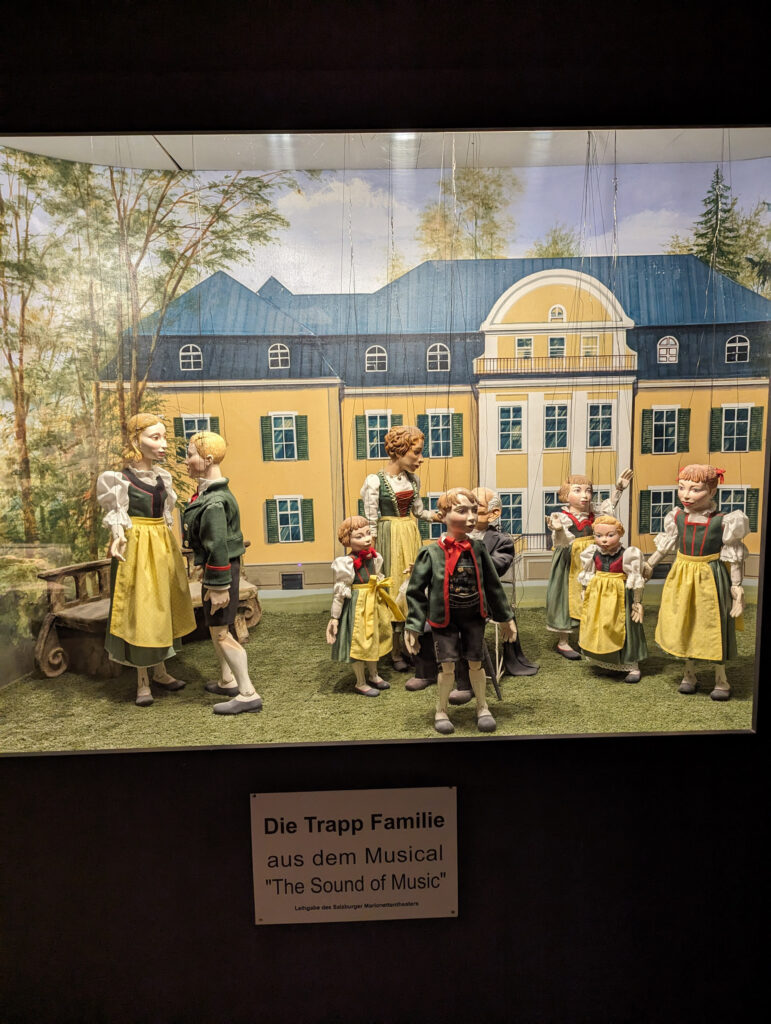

[730,585,745,618]
[641,561,654,581]
[501,619,517,642]
[326,618,338,644]
[205,587,230,611]
[404,630,420,655]
[617,468,634,490]
[107,528,127,562]
[631,601,644,623]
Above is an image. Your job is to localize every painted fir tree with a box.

[693,166,743,279]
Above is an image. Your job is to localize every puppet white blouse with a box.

[96,467,177,536]
[577,544,646,591]
[652,505,749,564]
[360,471,434,533]
[330,552,384,619]
[548,497,616,548]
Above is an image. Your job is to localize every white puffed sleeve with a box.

[360,474,381,531]
[720,510,750,565]
[653,509,678,556]
[156,467,177,529]
[622,547,645,590]
[577,543,599,586]
[549,511,575,548]
[330,556,356,619]
[593,497,614,516]
[373,551,384,576]
[409,475,435,521]
[96,472,131,535]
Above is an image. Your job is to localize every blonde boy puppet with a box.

[404,488,516,735]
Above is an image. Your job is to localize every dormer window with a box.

[365,345,387,372]
[269,343,290,369]
[427,342,450,371]
[725,335,749,363]
[657,336,679,364]
[548,304,566,322]
[179,343,202,371]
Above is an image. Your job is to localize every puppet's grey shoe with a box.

[153,677,186,691]
[355,685,380,697]
[368,676,390,690]
[624,670,641,684]
[434,717,455,735]
[678,678,697,694]
[476,713,497,733]
[213,696,263,714]
[135,693,154,707]
[405,676,434,691]
[205,681,239,697]
[709,686,731,702]
[556,644,582,661]
[448,687,473,705]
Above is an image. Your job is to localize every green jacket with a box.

[405,536,514,632]
[182,478,245,589]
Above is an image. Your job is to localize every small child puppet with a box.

[404,488,516,735]
[546,469,632,659]
[326,516,405,696]
[577,515,647,684]
[643,464,748,700]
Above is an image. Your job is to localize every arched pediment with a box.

[480,269,634,331]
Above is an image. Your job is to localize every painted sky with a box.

[229,158,770,295]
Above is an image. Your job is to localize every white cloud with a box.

[586,208,694,256]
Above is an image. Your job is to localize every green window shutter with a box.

[710,408,722,452]
[296,415,309,460]
[209,416,220,435]
[418,497,430,539]
[357,498,365,517]
[451,413,464,457]
[390,414,403,427]
[416,414,429,458]
[260,416,274,461]
[638,490,651,534]
[750,407,764,451]
[746,488,759,532]
[676,408,690,453]
[173,416,186,459]
[173,416,184,437]
[355,416,367,459]
[266,500,279,543]
[301,499,315,542]
[640,409,653,454]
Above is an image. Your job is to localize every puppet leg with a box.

[710,663,731,702]
[469,663,496,732]
[353,661,380,697]
[205,638,239,697]
[135,666,153,707]
[556,630,581,660]
[678,658,699,694]
[151,663,186,690]
[209,626,263,714]
[435,664,456,734]
[366,661,390,690]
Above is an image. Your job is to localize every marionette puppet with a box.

[326,516,405,696]
[545,469,633,659]
[448,487,539,705]
[643,465,748,700]
[361,424,441,670]
[182,431,262,715]
[96,414,197,707]
[577,516,647,683]
[404,488,517,735]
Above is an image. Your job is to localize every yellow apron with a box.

[110,516,196,647]
[569,535,596,620]
[655,551,727,661]
[381,515,422,592]
[350,576,405,662]
[580,572,626,655]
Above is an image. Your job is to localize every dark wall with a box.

[1,3,766,1022]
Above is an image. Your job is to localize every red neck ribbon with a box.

[442,536,472,575]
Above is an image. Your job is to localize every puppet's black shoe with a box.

[368,677,390,690]
[556,644,581,661]
[405,676,435,691]
[709,686,731,701]
[502,653,539,676]
[205,681,239,697]
[511,639,538,669]
[678,678,697,694]
[135,693,154,707]
[448,688,473,705]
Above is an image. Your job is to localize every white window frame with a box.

[721,404,752,453]
[426,493,444,540]
[498,490,525,536]
[581,335,599,358]
[274,494,304,543]
[548,335,566,358]
[516,336,533,359]
[657,336,679,364]
[593,486,613,506]
[543,489,564,521]
[181,414,211,440]
[548,304,566,322]
[586,400,614,450]
[365,409,392,460]
[649,486,677,533]
[179,343,202,371]
[718,485,748,514]
[651,404,679,455]
[497,404,525,453]
[725,335,750,364]
[426,408,452,458]
[427,342,451,371]
[544,402,569,451]
[365,345,388,372]
[270,411,298,461]
[268,342,290,369]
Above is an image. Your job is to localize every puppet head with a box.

[123,413,166,464]
[337,515,372,552]
[592,514,624,553]
[384,424,425,472]
[437,487,478,539]
[677,464,723,513]
[471,486,502,530]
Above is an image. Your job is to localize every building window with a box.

[548,336,566,358]
[594,487,612,506]
[427,495,443,540]
[179,344,202,371]
[718,487,747,514]
[428,413,452,458]
[650,488,677,533]
[498,406,523,451]
[268,343,290,369]
[544,490,563,519]
[272,414,297,460]
[725,335,749,363]
[657,336,679,363]
[722,406,751,452]
[652,408,678,454]
[181,415,211,439]
[544,404,568,449]
[581,335,599,358]
[427,343,450,371]
[516,337,533,359]
[587,403,613,448]
[549,304,566,322]
[277,497,303,542]
[499,492,523,536]
[366,413,391,459]
[365,345,387,372]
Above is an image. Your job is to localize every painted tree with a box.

[416,168,520,261]
[525,223,580,258]
[693,166,743,279]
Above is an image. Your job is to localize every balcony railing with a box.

[512,532,553,555]
[474,355,637,375]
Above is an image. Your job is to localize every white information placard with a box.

[250,786,457,925]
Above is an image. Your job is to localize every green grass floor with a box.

[0,603,757,754]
